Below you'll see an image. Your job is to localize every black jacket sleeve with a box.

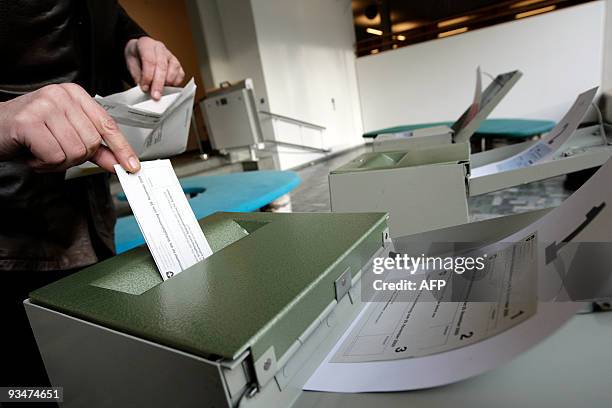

[115,5,148,45]
[114,5,148,85]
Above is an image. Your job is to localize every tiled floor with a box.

[468,176,569,221]
[288,146,574,220]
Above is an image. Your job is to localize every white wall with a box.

[190,0,270,109]
[357,1,606,132]
[251,0,364,169]
[190,0,364,170]
[604,0,612,91]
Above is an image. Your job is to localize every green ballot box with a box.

[25,212,389,408]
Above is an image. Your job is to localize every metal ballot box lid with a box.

[29,212,388,365]
[331,142,470,174]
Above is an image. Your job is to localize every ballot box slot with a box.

[356,152,407,168]
[88,218,270,296]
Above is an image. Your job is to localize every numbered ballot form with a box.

[331,234,537,364]
[115,160,213,280]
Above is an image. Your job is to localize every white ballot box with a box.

[329,143,471,238]
[333,125,612,239]
[333,88,612,239]
[201,79,263,152]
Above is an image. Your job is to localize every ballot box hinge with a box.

[220,349,250,370]
[219,350,259,405]
[272,300,337,392]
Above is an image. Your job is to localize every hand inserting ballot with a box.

[0,83,141,173]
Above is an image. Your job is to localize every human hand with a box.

[124,36,185,100]
[0,83,140,173]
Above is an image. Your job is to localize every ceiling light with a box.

[392,21,421,32]
[515,5,556,19]
[511,0,547,9]
[438,27,468,38]
[366,27,383,36]
[437,16,472,28]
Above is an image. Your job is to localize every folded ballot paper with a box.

[65,79,196,179]
[114,159,212,280]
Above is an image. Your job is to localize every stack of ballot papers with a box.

[66,79,196,179]
[115,160,212,280]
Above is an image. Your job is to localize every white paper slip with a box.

[114,160,213,280]
[470,87,598,178]
[132,92,181,115]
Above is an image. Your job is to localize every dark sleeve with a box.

[114,5,148,84]
[115,5,147,47]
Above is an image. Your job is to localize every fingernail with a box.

[128,156,140,172]
[142,84,149,92]
[153,91,161,99]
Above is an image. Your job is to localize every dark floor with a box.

[288,146,573,220]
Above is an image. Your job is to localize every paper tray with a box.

[470,146,612,196]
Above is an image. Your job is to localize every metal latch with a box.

[253,346,277,387]
[334,267,352,301]
[382,227,391,245]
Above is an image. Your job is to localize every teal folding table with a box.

[114,170,301,253]
[364,118,555,151]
